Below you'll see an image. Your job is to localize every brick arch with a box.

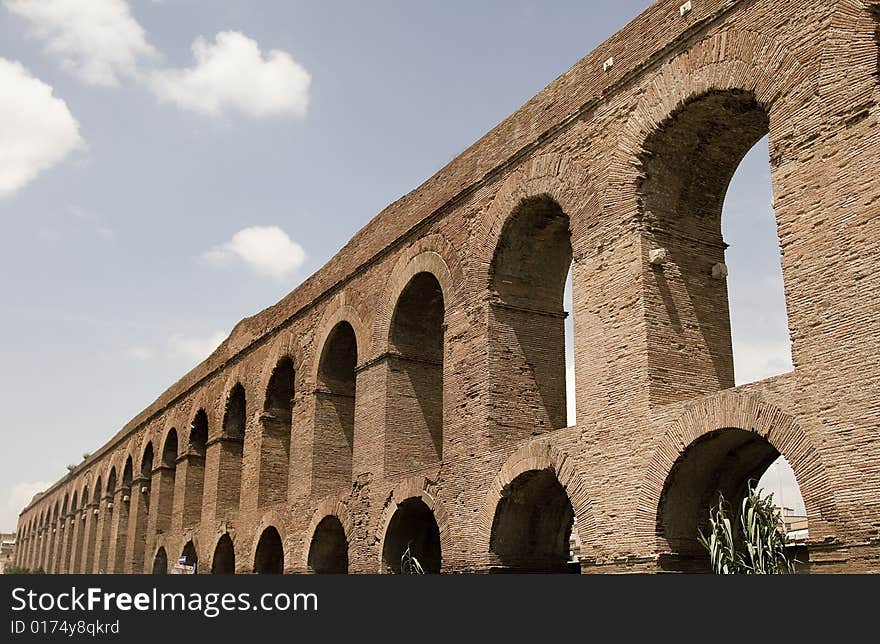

[375,475,452,573]
[312,288,371,378]
[636,391,842,546]
[248,509,289,570]
[609,29,818,219]
[477,442,596,559]
[372,235,465,353]
[254,330,306,407]
[301,496,354,568]
[474,151,593,287]
[208,530,238,572]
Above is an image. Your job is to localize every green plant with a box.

[698,482,796,574]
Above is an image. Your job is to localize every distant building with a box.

[0,533,16,574]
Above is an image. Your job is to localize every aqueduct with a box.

[15,0,880,573]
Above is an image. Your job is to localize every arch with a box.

[638,392,840,570]
[479,442,594,569]
[82,476,101,573]
[259,357,295,506]
[307,515,349,574]
[253,526,284,574]
[313,321,357,496]
[130,442,154,574]
[67,490,79,574]
[156,429,178,533]
[211,533,235,574]
[384,270,445,477]
[489,193,573,433]
[183,409,208,527]
[216,383,246,517]
[181,540,198,572]
[152,547,168,575]
[96,468,115,574]
[377,477,451,574]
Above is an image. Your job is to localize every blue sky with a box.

[0,0,801,532]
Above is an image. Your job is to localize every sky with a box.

[0,0,802,533]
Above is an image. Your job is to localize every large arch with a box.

[183,410,208,527]
[211,533,235,574]
[112,456,133,574]
[259,358,295,506]
[130,442,154,573]
[253,526,284,574]
[96,467,115,574]
[83,477,101,573]
[384,269,446,477]
[313,322,357,496]
[181,540,198,572]
[216,383,246,517]
[638,392,840,571]
[156,429,178,534]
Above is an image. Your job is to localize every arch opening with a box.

[217,384,245,516]
[490,195,572,434]
[152,547,168,575]
[381,498,441,574]
[260,359,294,506]
[181,540,198,573]
[314,322,356,496]
[131,444,154,573]
[211,533,235,574]
[658,428,808,572]
[307,516,349,574]
[386,273,444,477]
[489,469,577,573]
[156,430,178,533]
[639,90,793,404]
[97,469,115,574]
[183,410,208,527]
[253,526,284,574]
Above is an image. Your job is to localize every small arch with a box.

[489,469,577,573]
[259,358,295,506]
[380,498,441,574]
[253,526,284,574]
[181,540,198,572]
[313,322,357,496]
[385,272,445,477]
[152,547,168,575]
[211,533,235,574]
[307,516,349,574]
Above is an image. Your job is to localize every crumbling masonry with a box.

[15,0,880,573]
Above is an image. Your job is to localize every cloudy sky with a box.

[0,0,801,532]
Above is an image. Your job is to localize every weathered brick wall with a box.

[14,0,880,574]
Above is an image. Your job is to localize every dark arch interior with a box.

[92,478,102,504]
[490,196,572,433]
[122,458,133,489]
[190,410,208,453]
[489,469,576,573]
[162,430,178,467]
[657,427,809,572]
[259,358,295,506]
[140,444,154,481]
[314,322,357,496]
[181,541,198,570]
[211,534,235,574]
[224,384,246,439]
[308,516,349,574]
[253,527,284,574]
[152,547,168,575]
[382,498,441,574]
[386,273,444,477]
[184,410,208,527]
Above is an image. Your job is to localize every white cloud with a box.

[732,339,794,386]
[5,0,157,86]
[124,345,155,361]
[5,480,51,532]
[150,31,310,118]
[168,330,226,362]
[0,58,82,198]
[202,225,306,280]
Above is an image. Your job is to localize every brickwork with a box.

[14,0,880,574]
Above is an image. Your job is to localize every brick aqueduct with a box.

[14,0,880,574]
